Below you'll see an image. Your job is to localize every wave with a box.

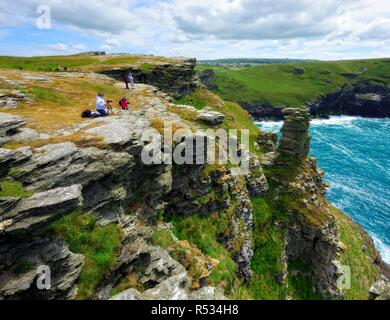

[372,235,390,264]
[256,116,360,131]
[310,116,359,126]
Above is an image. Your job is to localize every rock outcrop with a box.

[99,59,197,98]
[309,83,390,118]
[198,69,217,90]
[369,277,390,300]
[278,108,311,158]
[196,108,225,125]
[0,237,84,300]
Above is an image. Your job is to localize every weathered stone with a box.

[0,185,83,237]
[86,115,150,146]
[278,108,311,158]
[0,113,25,138]
[196,109,224,125]
[369,278,390,300]
[198,69,216,90]
[0,237,84,300]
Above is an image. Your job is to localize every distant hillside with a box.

[198,58,311,67]
[197,59,390,108]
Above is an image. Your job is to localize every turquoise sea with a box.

[256,116,390,263]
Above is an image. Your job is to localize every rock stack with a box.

[278,108,311,158]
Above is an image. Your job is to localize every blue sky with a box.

[0,0,389,60]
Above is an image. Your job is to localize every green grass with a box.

[174,87,261,152]
[169,212,239,294]
[247,197,287,299]
[198,59,390,108]
[247,197,322,300]
[331,207,380,300]
[0,181,32,198]
[0,54,177,72]
[47,211,122,299]
[0,55,97,71]
[13,260,34,276]
[175,93,208,110]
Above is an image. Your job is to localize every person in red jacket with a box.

[119,97,129,110]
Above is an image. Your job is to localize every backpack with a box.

[81,110,93,118]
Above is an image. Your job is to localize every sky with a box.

[0,0,389,60]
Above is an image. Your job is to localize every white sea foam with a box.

[256,116,360,131]
[310,116,359,126]
[254,121,283,132]
[372,235,390,264]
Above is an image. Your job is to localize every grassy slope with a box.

[198,59,390,107]
[0,54,179,72]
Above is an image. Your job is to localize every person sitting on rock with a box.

[123,72,135,90]
[95,92,111,117]
[119,97,129,110]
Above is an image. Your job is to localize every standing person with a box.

[123,72,135,90]
[95,92,111,117]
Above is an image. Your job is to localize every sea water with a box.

[256,116,390,263]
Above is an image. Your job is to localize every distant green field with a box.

[197,59,390,108]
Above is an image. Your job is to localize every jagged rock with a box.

[258,131,278,153]
[278,108,311,158]
[0,147,32,176]
[96,240,188,300]
[196,109,224,125]
[0,237,84,300]
[99,60,197,98]
[0,113,25,139]
[246,155,269,197]
[369,277,390,300]
[17,143,134,192]
[198,69,216,90]
[0,185,83,238]
[110,273,227,300]
[0,198,21,216]
[261,151,277,167]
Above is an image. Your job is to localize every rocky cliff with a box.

[240,82,390,120]
[99,58,197,99]
[0,59,387,300]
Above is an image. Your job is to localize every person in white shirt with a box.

[124,72,135,90]
[95,92,110,117]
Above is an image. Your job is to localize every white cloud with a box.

[1,0,390,59]
[47,43,87,53]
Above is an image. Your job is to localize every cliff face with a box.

[99,58,197,99]
[240,83,390,120]
[309,82,390,118]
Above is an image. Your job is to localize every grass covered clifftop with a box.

[198,58,390,108]
[0,53,187,73]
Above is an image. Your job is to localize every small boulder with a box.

[292,67,305,75]
[196,109,224,125]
